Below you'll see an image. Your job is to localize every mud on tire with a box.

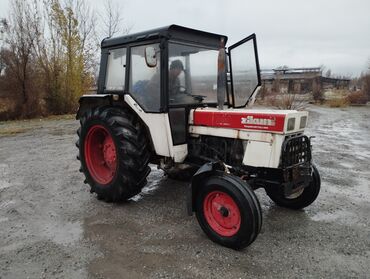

[76,107,150,202]
[164,166,198,181]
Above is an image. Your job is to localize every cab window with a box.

[105,48,126,91]
[168,43,219,106]
[129,44,161,112]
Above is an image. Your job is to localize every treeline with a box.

[0,0,126,120]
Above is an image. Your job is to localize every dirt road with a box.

[0,106,369,279]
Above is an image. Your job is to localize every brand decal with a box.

[241,116,276,127]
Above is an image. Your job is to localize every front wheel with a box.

[266,164,321,210]
[195,174,262,250]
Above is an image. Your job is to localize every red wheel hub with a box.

[203,191,241,237]
[84,125,117,185]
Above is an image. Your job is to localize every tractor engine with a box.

[188,135,244,169]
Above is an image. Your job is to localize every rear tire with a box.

[266,164,321,210]
[195,174,262,250]
[76,107,150,202]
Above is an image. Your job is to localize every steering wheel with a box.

[173,86,206,102]
[191,95,207,102]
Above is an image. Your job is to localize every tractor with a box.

[76,25,320,250]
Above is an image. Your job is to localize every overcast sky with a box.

[1,0,369,77]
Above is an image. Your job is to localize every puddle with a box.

[130,165,164,202]
[339,162,354,169]
[131,179,162,202]
[0,200,16,209]
[310,209,360,226]
[325,178,370,203]
[0,163,12,190]
[40,220,83,245]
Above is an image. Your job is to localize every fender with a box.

[187,161,252,216]
[76,94,122,120]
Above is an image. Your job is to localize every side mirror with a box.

[145,46,157,68]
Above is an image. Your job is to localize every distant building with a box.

[261,67,350,94]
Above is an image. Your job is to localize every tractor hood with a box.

[189,107,308,135]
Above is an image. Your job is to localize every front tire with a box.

[266,164,321,209]
[195,174,262,250]
[76,107,150,202]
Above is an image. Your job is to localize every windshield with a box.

[168,43,219,106]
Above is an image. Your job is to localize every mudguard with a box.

[76,94,122,120]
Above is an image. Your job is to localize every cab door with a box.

[228,34,261,108]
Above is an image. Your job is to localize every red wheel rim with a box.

[84,125,117,185]
[203,191,241,237]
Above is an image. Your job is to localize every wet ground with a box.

[0,105,369,279]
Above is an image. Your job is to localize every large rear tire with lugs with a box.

[76,107,150,202]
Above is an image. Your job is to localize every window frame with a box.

[117,39,165,113]
[228,33,261,108]
[103,47,127,92]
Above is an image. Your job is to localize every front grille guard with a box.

[281,134,312,169]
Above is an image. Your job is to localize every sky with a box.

[1,0,369,77]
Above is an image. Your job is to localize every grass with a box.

[325,97,349,108]
[0,114,75,136]
[0,126,30,136]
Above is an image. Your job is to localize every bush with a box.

[326,97,349,108]
[347,91,368,105]
[362,74,370,100]
[312,79,324,102]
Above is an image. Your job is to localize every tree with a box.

[99,0,131,38]
[34,0,97,114]
[1,0,43,117]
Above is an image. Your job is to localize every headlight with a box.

[287,118,295,131]
[300,116,307,129]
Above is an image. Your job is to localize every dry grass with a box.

[326,97,349,108]
[347,91,368,105]
[0,126,30,136]
[0,114,74,136]
[258,92,309,110]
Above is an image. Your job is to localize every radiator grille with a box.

[281,135,311,168]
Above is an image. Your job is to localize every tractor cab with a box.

[97,24,259,109]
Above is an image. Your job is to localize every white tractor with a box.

[76,25,320,249]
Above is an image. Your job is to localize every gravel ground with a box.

[0,105,369,279]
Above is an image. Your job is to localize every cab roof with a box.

[101,24,228,49]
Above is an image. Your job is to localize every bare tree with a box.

[2,0,41,116]
[99,0,131,38]
[0,19,8,75]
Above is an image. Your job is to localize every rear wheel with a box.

[266,164,321,209]
[195,174,262,250]
[76,107,150,202]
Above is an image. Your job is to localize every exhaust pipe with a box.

[217,37,226,110]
